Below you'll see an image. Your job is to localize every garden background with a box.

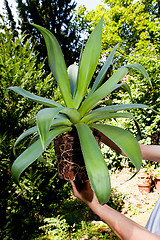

[0,0,160,239]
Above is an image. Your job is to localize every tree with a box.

[79,0,159,65]
[4,0,81,73]
[17,0,80,70]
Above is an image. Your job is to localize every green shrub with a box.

[0,24,70,240]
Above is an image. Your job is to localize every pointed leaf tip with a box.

[73,16,104,108]
[125,64,152,87]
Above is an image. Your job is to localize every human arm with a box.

[71,180,160,240]
[96,130,160,162]
[139,143,160,162]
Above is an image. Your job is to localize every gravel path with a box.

[111,168,160,227]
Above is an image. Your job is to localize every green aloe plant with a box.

[9,16,152,204]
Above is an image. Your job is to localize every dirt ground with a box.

[111,168,160,227]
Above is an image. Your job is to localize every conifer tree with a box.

[5,0,80,72]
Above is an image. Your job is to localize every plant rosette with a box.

[9,15,155,205]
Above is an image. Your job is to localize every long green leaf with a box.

[37,107,63,148]
[89,44,119,95]
[81,112,135,124]
[14,126,38,149]
[111,82,132,99]
[31,23,75,108]
[11,126,71,184]
[67,64,79,97]
[91,124,142,171]
[124,64,152,86]
[79,67,129,116]
[90,103,153,114]
[82,112,141,140]
[75,123,111,204]
[73,16,104,108]
[8,86,62,107]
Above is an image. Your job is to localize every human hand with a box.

[70,180,99,207]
